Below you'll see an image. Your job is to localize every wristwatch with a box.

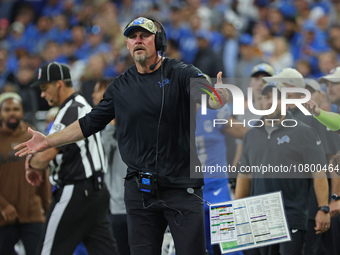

[318,205,330,213]
[331,194,340,201]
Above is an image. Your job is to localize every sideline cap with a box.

[30,62,71,87]
[124,17,157,37]
[0,92,22,105]
[261,81,285,95]
[263,68,305,88]
[304,78,321,92]
[318,67,340,84]
[251,63,275,77]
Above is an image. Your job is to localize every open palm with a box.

[14,127,50,157]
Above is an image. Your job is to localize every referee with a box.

[24,62,118,255]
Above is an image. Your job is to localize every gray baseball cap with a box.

[263,68,305,88]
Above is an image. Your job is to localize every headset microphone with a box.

[186,188,211,205]
[149,57,162,71]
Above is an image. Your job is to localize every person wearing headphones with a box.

[23,62,118,255]
[14,17,228,255]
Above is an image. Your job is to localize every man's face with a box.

[250,74,267,99]
[40,82,60,107]
[126,28,156,64]
[0,98,23,130]
[326,81,340,106]
[262,90,281,119]
[92,82,105,106]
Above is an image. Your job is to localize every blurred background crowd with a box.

[0,0,340,127]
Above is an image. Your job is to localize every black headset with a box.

[125,17,167,53]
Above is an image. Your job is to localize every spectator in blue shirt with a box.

[216,21,239,78]
[49,14,72,45]
[294,21,330,75]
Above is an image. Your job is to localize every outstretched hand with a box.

[14,127,50,157]
[209,71,229,109]
[303,99,320,117]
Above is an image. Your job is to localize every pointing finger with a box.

[216,71,222,84]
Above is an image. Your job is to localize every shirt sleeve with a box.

[179,63,213,103]
[79,83,116,138]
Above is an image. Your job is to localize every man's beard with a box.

[6,119,20,130]
[265,109,282,121]
[134,54,147,64]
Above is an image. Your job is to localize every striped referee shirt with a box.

[48,93,106,185]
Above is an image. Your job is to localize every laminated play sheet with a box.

[209,191,291,254]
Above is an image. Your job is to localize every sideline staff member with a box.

[24,62,118,255]
[236,83,330,255]
[15,17,228,255]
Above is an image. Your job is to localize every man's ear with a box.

[56,81,62,88]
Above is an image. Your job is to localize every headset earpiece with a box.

[152,19,167,52]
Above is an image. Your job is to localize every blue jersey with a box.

[195,104,231,184]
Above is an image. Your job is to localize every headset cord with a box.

[155,51,165,200]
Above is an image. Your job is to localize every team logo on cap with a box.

[268,81,278,86]
[38,68,42,80]
[133,18,144,25]
[257,64,267,71]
